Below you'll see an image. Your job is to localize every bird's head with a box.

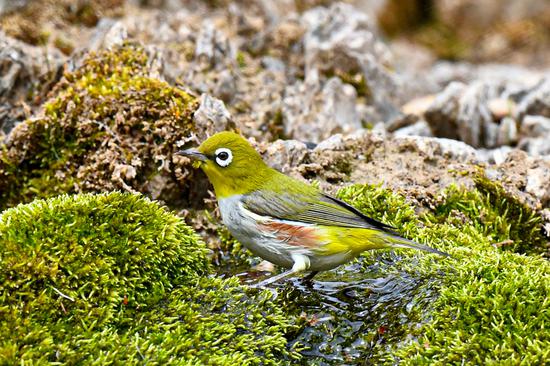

[177,131,273,198]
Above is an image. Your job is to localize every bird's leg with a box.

[252,254,310,288]
[302,271,319,283]
[252,268,296,288]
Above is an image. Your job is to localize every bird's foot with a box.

[250,269,296,289]
[300,271,319,287]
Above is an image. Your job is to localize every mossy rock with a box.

[0,192,301,364]
[279,178,548,364]
[0,42,202,211]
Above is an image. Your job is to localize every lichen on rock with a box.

[0,42,207,211]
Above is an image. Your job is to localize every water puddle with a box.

[219,253,443,364]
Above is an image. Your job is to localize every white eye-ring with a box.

[215,148,233,167]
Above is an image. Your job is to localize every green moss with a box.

[0,42,199,211]
[322,70,371,99]
[336,71,371,99]
[266,108,286,141]
[377,0,434,37]
[236,50,248,68]
[435,172,546,255]
[330,180,549,364]
[412,21,469,60]
[376,0,468,60]
[0,192,301,364]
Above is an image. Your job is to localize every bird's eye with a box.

[214,148,233,167]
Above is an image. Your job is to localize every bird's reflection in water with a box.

[235,253,443,365]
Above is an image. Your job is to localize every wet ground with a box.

[219,251,444,365]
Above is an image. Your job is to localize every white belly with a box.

[218,195,296,268]
[218,195,356,271]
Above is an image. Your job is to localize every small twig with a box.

[51,286,75,302]
[92,120,122,145]
[493,239,514,248]
[113,174,139,194]
[136,343,146,362]
[60,301,67,314]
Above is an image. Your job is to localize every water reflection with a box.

[232,252,442,365]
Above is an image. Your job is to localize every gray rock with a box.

[429,62,546,91]
[496,117,518,146]
[394,135,478,162]
[0,31,65,134]
[0,0,29,14]
[213,69,237,103]
[86,19,128,51]
[262,139,309,173]
[260,56,286,73]
[314,133,346,151]
[424,82,465,141]
[476,146,514,164]
[393,120,433,137]
[195,21,235,69]
[457,81,501,148]
[525,166,550,206]
[520,115,550,138]
[193,94,235,141]
[425,79,529,148]
[282,75,361,143]
[517,78,550,120]
[301,3,399,121]
[518,137,550,157]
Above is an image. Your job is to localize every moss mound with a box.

[436,173,547,255]
[0,42,200,211]
[0,192,300,364]
[331,181,549,364]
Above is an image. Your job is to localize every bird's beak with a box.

[175,149,208,162]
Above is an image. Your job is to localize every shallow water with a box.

[222,253,443,365]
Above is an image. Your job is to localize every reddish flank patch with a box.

[261,222,321,248]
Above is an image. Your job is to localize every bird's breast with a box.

[218,195,260,237]
[218,195,309,268]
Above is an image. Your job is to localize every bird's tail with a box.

[383,233,450,257]
[322,227,450,257]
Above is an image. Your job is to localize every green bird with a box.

[178,131,448,285]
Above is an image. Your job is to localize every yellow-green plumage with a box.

[319,227,432,255]
[178,131,448,281]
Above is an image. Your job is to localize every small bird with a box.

[178,131,448,285]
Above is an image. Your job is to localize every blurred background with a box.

[1,0,549,149]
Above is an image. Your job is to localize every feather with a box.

[242,188,396,233]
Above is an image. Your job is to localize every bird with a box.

[177,131,449,285]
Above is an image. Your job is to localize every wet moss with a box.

[0,43,200,211]
[201,168,547,364]
[0,192,301,364]
[330,180,549,364]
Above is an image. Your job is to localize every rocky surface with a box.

[0,0,548,246]
[256,130,550,213]
[0,31,65,137]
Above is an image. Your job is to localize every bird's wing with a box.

[242,189,397,233]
